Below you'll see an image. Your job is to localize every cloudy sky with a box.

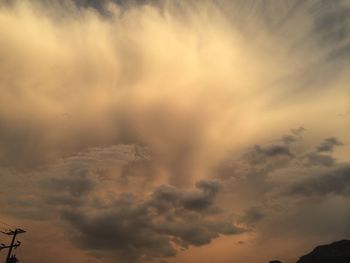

[0,0,349,262]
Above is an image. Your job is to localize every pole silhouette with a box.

[0,228,25,263]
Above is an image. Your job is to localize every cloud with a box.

[253,144,294,159]
[58,180,242,262]
[151,180,221,213]
[303,152,336,167]
[213,133,350,238]
[317,137,343,152]
[46,168,95,205]
[218,129,302,181]
[1,144,242,262]
[240,206,265,225]
[0,1,350,263]
[0,0,349,176]
[287,164,350,197]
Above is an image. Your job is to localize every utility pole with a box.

[0,228,25,263]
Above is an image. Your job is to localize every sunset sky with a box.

[0,1,349,263]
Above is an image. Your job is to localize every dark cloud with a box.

[298,137,343,166]
[288,165,350,197]
[254,144,294,159]
[214,132,350,240]
[303,152,336,166]
[45,168,95,206]
[213,129,304,197]
[317,137,343,152]
[6,147,241,263]
[58,180,242,262]
[242,135,298,168]
[151,180,221,213]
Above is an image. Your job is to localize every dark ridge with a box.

[268,239,350,263]
[297,240,350,263]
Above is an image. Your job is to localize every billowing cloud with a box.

[60,180,241,262]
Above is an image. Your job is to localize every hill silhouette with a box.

[269,240,350,263]
[297,240,350,263]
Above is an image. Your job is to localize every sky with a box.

[0,0,349,263]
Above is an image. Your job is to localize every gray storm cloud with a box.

[60,179,241,262]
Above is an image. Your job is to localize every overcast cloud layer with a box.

[0,1,349,263]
